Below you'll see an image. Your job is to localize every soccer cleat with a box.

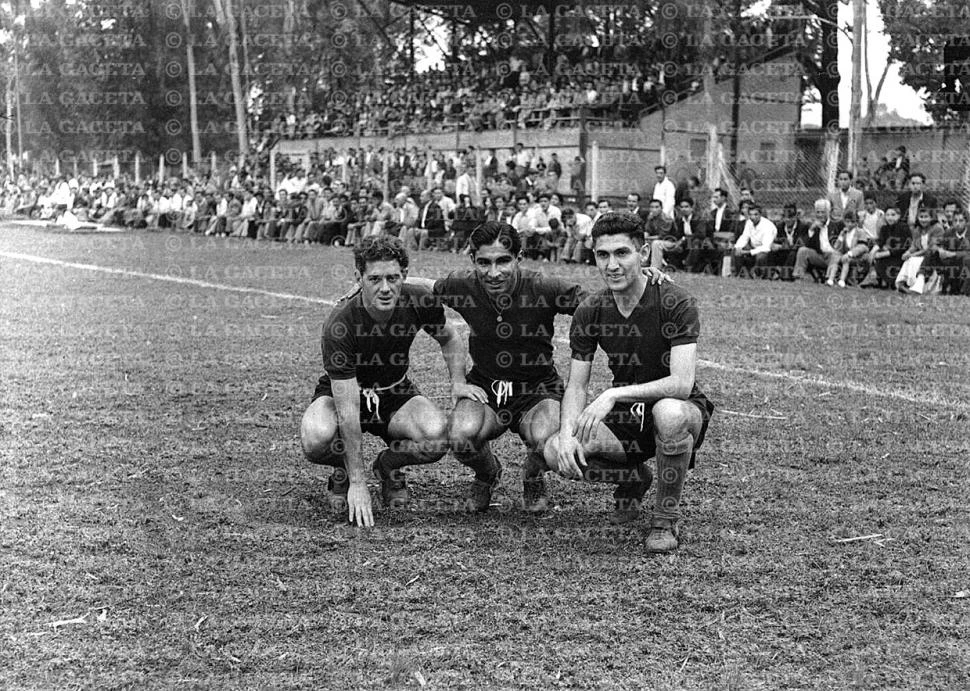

[465,459,503,513]
[609,465,653,525]
[646,517,681,553]
[373,450,409,508]
[825,278,835,286]
[838,279,846,288]
[522,454,549,513]
[326,468,349,512]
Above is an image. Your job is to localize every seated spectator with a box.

[642,198,672,239]
[413,186,449,250]
[510,194,534,243]
[524,192,562,260]
[862,205,909,288]
[768,203,809,281]
[792,199,843,284]
[733,203,777,278]
[897,206,944,293]
[283,193,308,242]
[674,197,708,272]
[934,207,970,294]
[560,206,594,264]
[835,211,874,287]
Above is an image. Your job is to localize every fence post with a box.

[113,155,120,179]
[158,153,165,183]
[590,140,600,202]
[269,147,276,192]
[134,152,140,184]
[92,156,97,177]
[182,152,189,178]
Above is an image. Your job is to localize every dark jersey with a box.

[570,282,710,405]
[433,268,586,382]
[321,284,446,387]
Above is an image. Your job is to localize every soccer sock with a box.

[653,433,694,522]
[582,458,643,485]
[456,442,499,482]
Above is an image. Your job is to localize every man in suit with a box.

[792,198,844,283]
[416,187,448,250]
[769,203,810,280]
[896,173,938,230]
[674,197,708,272]
[624,192,651,225]
[827,169,865,222]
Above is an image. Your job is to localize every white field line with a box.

[0,250,337,306]
[2,249,963,411]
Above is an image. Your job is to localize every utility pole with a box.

[729,0,742,173]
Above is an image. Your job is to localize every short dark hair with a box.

[515,194,529,204]
[537,192,551,201]
[649,198,662,207]
[908,172,926,183]
[627,192,641,201]
[679,197,695,207]
[837,169,853,179]
[842,210,857,223]
[469,221,521,255]
[591,212,645,247]
[654,165,666,173]
[748,203,762,212]
[863,192,876,202]
[713,187,728,199]
[354,235,409,274]
[561,207,576,218]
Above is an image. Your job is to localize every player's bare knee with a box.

[414,414,449,461]
[448,414,483,457]
[300,418,337,460]
[652,398,692,440]
[542,434,561,470]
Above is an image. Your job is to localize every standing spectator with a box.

[386,192,418,238]
[569,156,585,199]
[451,194,483,253]
[859,193,885,239]
[651,165,676,218]
[525,193,562,260]
[827,169,864,222]
[733,204,777,278]
[897,173,937,230]
[455,163,479,206]
[414,187,447,250]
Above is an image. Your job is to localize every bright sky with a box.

[802,0,931,126]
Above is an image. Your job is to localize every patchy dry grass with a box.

[1,224,968,689]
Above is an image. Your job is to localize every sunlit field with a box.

[2,222,968,688]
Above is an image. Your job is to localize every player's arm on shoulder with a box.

[329,377,374,527]
[405,275,437,291]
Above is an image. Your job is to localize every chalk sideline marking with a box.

[3,249,965,412]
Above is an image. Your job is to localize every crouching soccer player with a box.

[299,235,477,527]
[544,213,715,552]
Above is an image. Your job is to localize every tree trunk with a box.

[847,0,863,175]
[179,0,201,169]
[819,0,840,133]
[6,74,13,175]
[212,0,248,169]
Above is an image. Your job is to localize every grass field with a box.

[1,222,968,689]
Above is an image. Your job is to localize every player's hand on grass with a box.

[347,482,374,527]
[451,382,488,405]
[557,435,587,480]
[642,266,672,284]
[575,392,614,445]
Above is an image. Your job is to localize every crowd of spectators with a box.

[262,54,679,139]
[4,151,967,296]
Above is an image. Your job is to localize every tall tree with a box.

[211,0,248,167]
